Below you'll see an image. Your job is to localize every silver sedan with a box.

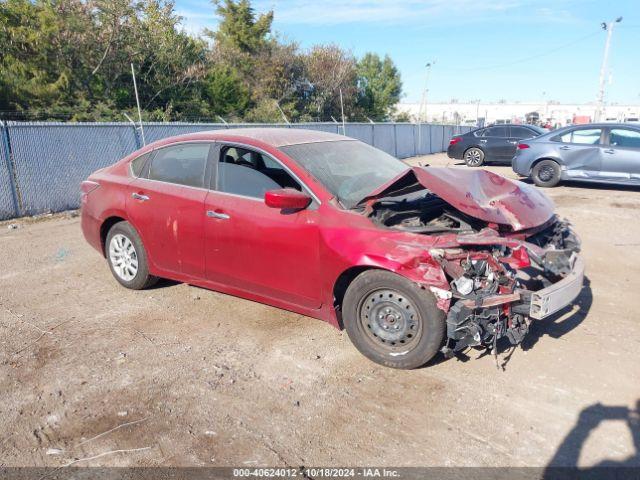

[511,123,640,187]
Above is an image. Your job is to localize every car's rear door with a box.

[127,142,212,278]
[601,127,640,183]
[480,126,511,160]
[203,143,322,309]
[553,127,604,180]
[509,126,538,158]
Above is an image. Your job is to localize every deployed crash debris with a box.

[363,167,583,362]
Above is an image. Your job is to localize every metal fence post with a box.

[371,123,375,149]
[393,123,398,157]
[131,124,142,150]
[1,121,22,218]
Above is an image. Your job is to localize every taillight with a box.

[449,137,462,146]
[81,181,100,196]
[517,143,530,149]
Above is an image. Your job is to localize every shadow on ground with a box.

[543,400,640,478]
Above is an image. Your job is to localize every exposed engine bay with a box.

[369,193,479,234]
[368,190,582,365]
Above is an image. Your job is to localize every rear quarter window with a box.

[130,152,151,177]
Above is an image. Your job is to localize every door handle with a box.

[206,210,230,220]
[508,140,517,144]
[480,139,487,143]
[603,149,615,154]
[131,192,150,201]
[559,146,570,150]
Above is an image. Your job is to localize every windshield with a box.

[280,140,408,208]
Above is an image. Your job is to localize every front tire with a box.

[342,270,446,369]
[106,221,158,290]
[531,159,561,187]
[464,147,485,167]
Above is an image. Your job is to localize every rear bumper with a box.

[529,254,584,319]
[80,207,103,255]
[447,145,464,159]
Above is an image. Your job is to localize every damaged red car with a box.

[81,128,584,369]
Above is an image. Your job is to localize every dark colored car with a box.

[448,124,547,167]
[512,123,640,187]
[81,128,583,369]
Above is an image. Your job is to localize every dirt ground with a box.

[1,153,639,469]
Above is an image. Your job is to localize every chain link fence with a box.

[0,121,472,220]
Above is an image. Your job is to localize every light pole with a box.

[595,17,622,122]
[417,61,434,154]
[418,62,435,123]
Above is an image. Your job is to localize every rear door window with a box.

[483,126,508,137]
[555,129,602,145]
[510,126,536,139]
[571,129,602,145]
[609,128,640,148]
[148,143,210,188]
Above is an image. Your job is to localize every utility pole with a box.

[595,17,622,122]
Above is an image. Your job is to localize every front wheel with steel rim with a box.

[342,270,446,369]
[105,221,158,290]
[464,147,485,167]
[531,159,561,187]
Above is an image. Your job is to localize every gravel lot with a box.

[1,153,639,468]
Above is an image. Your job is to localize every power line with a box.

[451,30,602,73]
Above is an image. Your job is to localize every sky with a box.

[174,0,640,105]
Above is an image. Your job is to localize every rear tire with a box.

[342,270,446,369]
[531,159,561,187]
[106,221,158,290]
[464,147,485,167]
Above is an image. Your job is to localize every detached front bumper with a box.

[529,253,584,319]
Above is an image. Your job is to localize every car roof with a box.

[561,123,640,128]
[148,127,351,149]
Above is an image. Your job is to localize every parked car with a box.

[81,129,583,369]
[512,123,640,187]
[448,124,547,167]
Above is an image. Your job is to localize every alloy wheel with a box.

[108,234,138,281]
[465,149,483,166]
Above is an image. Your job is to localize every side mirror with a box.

[265,188,312,210]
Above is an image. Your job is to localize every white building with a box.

[397,101,640,127]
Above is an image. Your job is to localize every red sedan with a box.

[81,128,584,369]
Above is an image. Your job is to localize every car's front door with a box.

[127,142,212,278]
[601,127,640,183]
[480,125,511,160]
[203,144,322,309]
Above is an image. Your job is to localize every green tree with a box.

[357,53,402,121]
[302,44,358,121]
[209,0,273,54]
[0,0,404,123]
[203,64,250,118]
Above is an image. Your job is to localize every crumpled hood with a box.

[363,166,555,231]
